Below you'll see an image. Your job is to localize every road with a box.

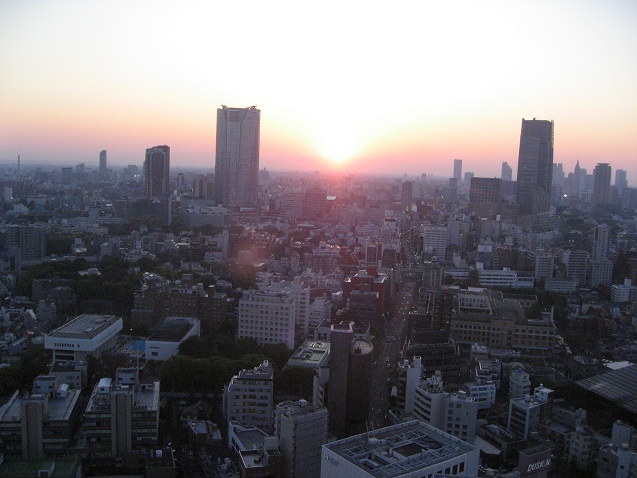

[368,281,417,430]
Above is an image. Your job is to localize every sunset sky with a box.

[1,1,636,182]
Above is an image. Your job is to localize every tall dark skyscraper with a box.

[592,162,612,206]
[143,145,170,200]
[515,118,554,216]
[99,150,107,176]
[215,105,260,209]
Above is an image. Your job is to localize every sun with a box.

[315,122,360,166]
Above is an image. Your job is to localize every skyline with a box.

[1,1,636,181]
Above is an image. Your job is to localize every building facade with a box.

[143,145,170,200]
[516,119,554,217]
[215,105,260,209]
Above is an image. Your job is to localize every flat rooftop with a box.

[47,314,122,339]
[0,389,81,423]
[85,381,159,413]
[286,340,330,369]
[324,420,477,477]
[148,317,197,342]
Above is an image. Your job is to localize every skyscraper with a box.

[501,161,512,181]
[515,118,554,216]
[99,150,107,176]
[215,105,260,209]
[615,169,628,192]
[327,323,373,438]
[143,146,170,200]
[453,159,462,182]
[592,163,612,205]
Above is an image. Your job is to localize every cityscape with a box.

[1,107,637,478]
[1,2,637,478]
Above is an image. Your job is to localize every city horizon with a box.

[1,2,636,181]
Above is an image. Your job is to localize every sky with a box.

[1,1,636,182]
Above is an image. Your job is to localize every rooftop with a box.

[148,316,197,342]
[0,388,82,423]
[286,340,330,369]
[324,420,477,477]
[47,314,122,340]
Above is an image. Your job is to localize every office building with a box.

[534,252,554,280]
[509,366,531,399]
[99,149,107,175]
[0,376,82,458]
[84,370,160,457]
[44,314,123,386]
[143,145,170,200]
[303,187,327,219]
[453,159,462,182]
[238,290,296,349]
[591,259,613,288]
[223,360,274,435]
[227,424,283,477]
[401,180,413,213]
[2,224,47,265]
[449,288,556,355]
[275,400,327,478]
[565,249,589,288]
[615,168,628,192]
[463,381,497,410]
[144,316,200,361]
[320,420,479,478]
[507,385,553,439]
[593,163,612,205]
[215,105,260,209]
[396,356,422,415]
[592,223,610,261]
[501,161,512,181]
[412,372,478,444]
[516,118,554,217]
[469,177,501,218]
[286,339,330,370]
[327,322,374,438]
[419,225,448,258]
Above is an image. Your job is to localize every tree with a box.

[274,366,315,400]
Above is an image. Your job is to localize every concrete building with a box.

[516,118,554,217]
[0,377,82,458]
[597,443,637,478]
[469,177,502,218]
[615,168,628,192]
[143,145,170,200]
[264,277,311,338]
[215,105,260,209]
[223,360,274,435]
[144,316,200,361]
[534,252,554,281]
[227,423,283,478]
[238,290,296,349]
[509,366,532,399]
[84,369,160,457]
[320,420,479,478]
[463,380,496,410]
[501,161,513,181]
[453,159,463,182]
[275,400,327,478]
[44,314,123,386]
[611,279,637,303]
[396,356,422,415]
[591,259,613,288]
[565,249,589,287]
[449,289,556,355]
[419,225,448,258]
[327,322,374,438]
[507,385,553,439]
[412,373,478,444]
[593,162,612,206]
[99,149,107,175]
[286,339,330,370]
